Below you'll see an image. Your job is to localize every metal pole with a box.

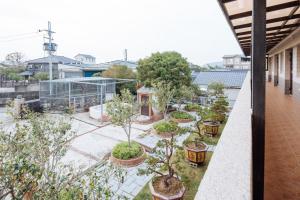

[100,85,103,123]
[48,21,53,96]
[251,0,266,199]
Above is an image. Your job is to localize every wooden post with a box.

[251,0,266,199]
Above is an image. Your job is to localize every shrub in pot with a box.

[198,107,220,137]
[107,89,145,167]
[210,96,229,124]
[170,111,195,123]
[138,132,185,200]
[184,103,201,112]
[153,120,179,138]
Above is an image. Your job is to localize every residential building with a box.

[74,54,96,64]
[193,70,248,106]
[195,1,300,200]
[223,54,250,69]
[25,55,81,79]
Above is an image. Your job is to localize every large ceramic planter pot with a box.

[203,121,220,137]
[110,147,146,167]
[184,142,208,165]
[149,176,185,200]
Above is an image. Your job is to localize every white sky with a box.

[0,0,242,65]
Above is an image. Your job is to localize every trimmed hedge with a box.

[154,121,178,134]
[112,141,143,160]
[171,111,194,120]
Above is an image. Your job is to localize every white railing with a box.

[195,72,251,200]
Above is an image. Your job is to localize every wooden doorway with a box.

[284,49,293,95]
[141,95,150,116]
[274,55,279,86]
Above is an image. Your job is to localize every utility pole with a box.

[39,21,56,96]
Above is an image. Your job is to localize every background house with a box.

[193,69,248,107]
[223,55,250,69]
[74,54,96,64]
[26,56,81,79]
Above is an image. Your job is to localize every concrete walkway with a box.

[265,83,300,200]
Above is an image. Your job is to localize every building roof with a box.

[222,54,243,58]
[105,60,138,69]
[75,54,96,59]
[26,56,80,64]
[218,0,300,56]
[19,71,33,76]
[193,70,248,88]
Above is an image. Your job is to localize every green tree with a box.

[106,89,137,147]
[137,51,192,89]
[175,85,194,110]
[94,65,136,94]
[34,72,49,80]
[0,107,125,199]
[208,82,225,97]
[152,81,176,119]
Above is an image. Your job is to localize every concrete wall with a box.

[0,91,39,106]
[268,29,300,100]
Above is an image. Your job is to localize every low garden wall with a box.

[195,72,251,199]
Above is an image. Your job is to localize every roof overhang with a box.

[217,0,300,56]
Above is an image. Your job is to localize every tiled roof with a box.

[193,70,248,88]
[75,54,95,59]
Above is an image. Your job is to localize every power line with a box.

[0,31,39,39]
[0,34,41,43]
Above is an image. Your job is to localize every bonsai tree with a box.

[0,107,125,200]
[138,131,185,198]
[175,85,194,111]
[210,96,229,123]
[106,88,137,147]
[208,82,225,97]
[152,81,176,119]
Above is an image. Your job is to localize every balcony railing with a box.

[195,72,251,199]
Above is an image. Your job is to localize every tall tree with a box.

[137,51,192,89]
[5,52,25,65]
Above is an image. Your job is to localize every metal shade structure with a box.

[218,0,300,56]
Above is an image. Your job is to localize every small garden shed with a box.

[137,86,155,118]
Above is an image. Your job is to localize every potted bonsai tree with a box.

[153,120,179,138]
[184,103,201,112]
[210,95,229,124]
[183,108,209,165]
[199,106,220,137]
[170,111,195,123]
[138,132,185,200]
[106,89,145,167]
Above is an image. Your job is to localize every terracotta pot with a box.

[149,177,185,200]
[110,146,146,167]
[184,142,208,165]
[203,121,220,137]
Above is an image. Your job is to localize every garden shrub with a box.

[154,121,178,134]
[184,103,201,111]
[171,111,194,120]
[112,141,143,160]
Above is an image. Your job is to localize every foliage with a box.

[106,89,137,147]
[184,103,201,112]
[198,106,218,122]
[5,52,25,65]
[154,121,178,134]
[210,96,229,123]
[94,65,136,94]
[208,82,225,97]
[7,72,23,81]
[152,81,176,119]
[138,128,186,189]
[34,72,49,80]
[0,67,25,81]
[0,107,125,199]
[112,141,143,160]
[137,51,192,89]
[171,111,194,120]
[175,85,194,110]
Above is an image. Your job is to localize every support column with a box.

[251,0,266,199]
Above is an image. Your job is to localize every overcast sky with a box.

[0,0,242,65]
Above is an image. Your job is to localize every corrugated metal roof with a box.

[193,70,248,88]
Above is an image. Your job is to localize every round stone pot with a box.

[110,146,146,167]
[203,121,220,137]
[149,177,185,200]
[184,142,208,165]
